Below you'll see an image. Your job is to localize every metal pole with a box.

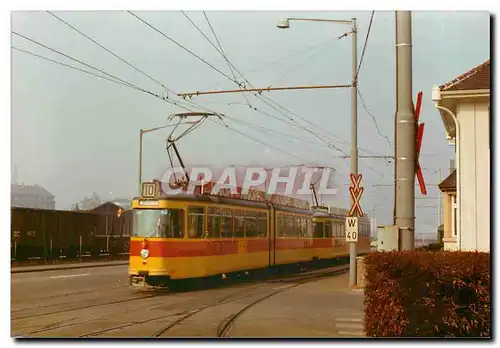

[395,11,415,250]
[79,235,82,259]
[393,12,398,226]
[349,17,358,287]
[139,129,143,194]
[177,84,351,97]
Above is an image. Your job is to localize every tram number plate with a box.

[142,182,159,198]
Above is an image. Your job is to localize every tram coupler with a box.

[129,275,147,288]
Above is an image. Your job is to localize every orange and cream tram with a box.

[128,182,371,287]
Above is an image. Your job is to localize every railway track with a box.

[12,284,126,306]
[217,265,349,337]
[13,264,348,338]
[12,292,161,321]
[153,265,349,338]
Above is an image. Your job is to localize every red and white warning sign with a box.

[348,173,364,217]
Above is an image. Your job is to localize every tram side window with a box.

[292,215,298,237]
[339,223,345,237]
[257,212,268,238]
[314,222,324,238]
[298,217,306,237]
[164,209,184,238]
[207,207,221,238]
[277,214,286,237]
[221,209,233,238]
[332,222,339,237]
[234,210,245,238]
[245,211,258,238]
[306,218,313,237]
[188,207,205,238]
[286,214,296,237]
[325,222,332,238]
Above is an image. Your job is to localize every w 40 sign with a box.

[345,217,358,243]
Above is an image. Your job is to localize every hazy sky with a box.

[11,10,490,235]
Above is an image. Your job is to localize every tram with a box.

[128,181,371,287]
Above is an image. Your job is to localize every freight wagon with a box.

[11,204,132,261]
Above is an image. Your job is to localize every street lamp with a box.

[277,16,359,287]
[277,19,290,29]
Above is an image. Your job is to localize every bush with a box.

[364,251,490,337]
[415,242,444,251]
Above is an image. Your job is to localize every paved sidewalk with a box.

[11,260,129,273]
[231,273,365,338]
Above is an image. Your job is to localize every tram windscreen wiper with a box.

[147,217,161,237]
[147,227,159,237]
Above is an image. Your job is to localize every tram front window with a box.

[133,209,184,238]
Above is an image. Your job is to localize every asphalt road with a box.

[11,265,365,338]
[12,265,129,305]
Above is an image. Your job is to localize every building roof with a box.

[439,59,490,91]
[111,199,132,209]
[90,201,125,214]
[11,184,54,198]
[438,170,456,192]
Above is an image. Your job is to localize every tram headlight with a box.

[140,248,149,259]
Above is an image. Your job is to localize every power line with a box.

[355,11,374,81]
[12,35,320,167]
[45,11,220,116]
[272,42,330,85]
[128,12,386,178]
[209,117,318,164]
[11,39,204,113]
[11,30,186,107]
[46,11,171,93]
[202,38,333,91]
[12,46,140,91]
[358,86,393,149]
[173,12,350,154]
[202,11,253,108]
[225,115,342,156]
[12,31,140,90]
[128,11,239,85]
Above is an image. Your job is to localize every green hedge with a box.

[415,242,444,251]
[364,251,490,337]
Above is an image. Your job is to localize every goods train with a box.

[11,204,131,261]
[129,182,371,287]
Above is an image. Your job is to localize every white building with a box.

[11,184,55,210]
[433,59,490,252]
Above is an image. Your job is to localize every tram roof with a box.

[132,193,317,214]
[132,193,368,219]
